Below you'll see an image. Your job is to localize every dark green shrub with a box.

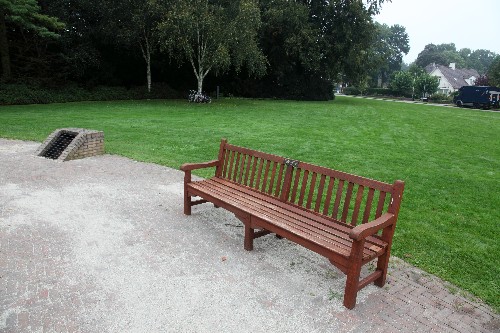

[0,83,182,105]
[343,86,360,95]
[280,74,334,100]
[223,72,334,101]
[366,88,392,96]
[430,93,452,103]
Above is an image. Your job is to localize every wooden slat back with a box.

[216,140,402,227]
[282,161,395,226]
[219,143,288,200]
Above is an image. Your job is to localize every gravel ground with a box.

[1,138,498,333]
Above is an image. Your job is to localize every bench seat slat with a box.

[211,178,387,248]
[206,180,384,255]
[190,182,364,261]
[189,179,387,261]
[194,180,357,253]
[205,179,354,244]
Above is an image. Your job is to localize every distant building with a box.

[425,63,479,95]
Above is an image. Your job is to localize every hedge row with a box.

[342,87,395,96]
[0,83,183,105]
[342,87,453,103]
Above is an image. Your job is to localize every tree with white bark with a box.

[159,0,266,94]
[105,0,166,93]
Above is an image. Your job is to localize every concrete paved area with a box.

[1,138,498,333]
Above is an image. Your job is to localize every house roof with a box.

[425,64,479,89]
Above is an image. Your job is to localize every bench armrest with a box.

[349,213,395,241]
[180,160,220,171]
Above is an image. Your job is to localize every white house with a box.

[425,63,479,95]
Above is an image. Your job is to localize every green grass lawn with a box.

[1,97,499,311]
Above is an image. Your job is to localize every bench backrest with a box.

[215,140,404,227]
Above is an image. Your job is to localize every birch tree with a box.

[159,0,266,94]
[106,0,166,92]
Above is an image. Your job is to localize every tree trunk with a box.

[190,55,206,94]
[146,51,151,93]
[197,76,203,94]
[140,35,152,93]
[0,9,11,82]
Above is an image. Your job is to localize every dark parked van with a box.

[453,86,500,109]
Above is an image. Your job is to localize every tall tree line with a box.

[1,0,399,100]
[415,43,498,75]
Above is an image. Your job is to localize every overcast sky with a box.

[374,0,500,64]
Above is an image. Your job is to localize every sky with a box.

[374,0,500,64]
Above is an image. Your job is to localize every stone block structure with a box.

[35,128,104,161]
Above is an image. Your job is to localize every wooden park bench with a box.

[181,139,405,309]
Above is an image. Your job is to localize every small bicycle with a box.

[188,90,211,103]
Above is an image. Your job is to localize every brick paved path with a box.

[1,139,498,333]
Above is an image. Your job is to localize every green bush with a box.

[430,93,452,104]
[343,86,360,95]
[0,83,183,105]
[390,71,413,97]
[366,87,392,96]
[226,72,334,101]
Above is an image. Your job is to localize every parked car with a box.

[453,86,500,109]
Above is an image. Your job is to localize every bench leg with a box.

[183,171,192,215]
[375,225,395,287]
[344,264,362,309]
[374,252,390,287]
[343,240,364,309]
[244,224,254,251]
[184,192,191,215]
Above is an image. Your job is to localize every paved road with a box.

[339,94,500,112]
[1,139,498,332]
